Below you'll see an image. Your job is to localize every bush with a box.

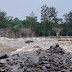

[11,27,20,32]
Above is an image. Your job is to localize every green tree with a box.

[5,16,13,27]
[63,11,72,28]
[41,5,57,24]
[0,11,8,28]
[25,11,37,28]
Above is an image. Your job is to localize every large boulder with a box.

[25,40,34,43]
[0,54,8,59]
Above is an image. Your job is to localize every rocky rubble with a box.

[25,40,34,43]
[0,45,72,72]
[0,54,8,59]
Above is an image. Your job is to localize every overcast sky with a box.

[0,0,72,21]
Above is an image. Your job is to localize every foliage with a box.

[11,27,20,32]
[0,11,8,28]
[63,11,72,28]
[41,5,57,24]
[0,5,72,36]
[25,12,37,28]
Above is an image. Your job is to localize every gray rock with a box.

[26,68,32,72]
[44,64,50,68]
[25,40,34,43]
[0,54,8,59]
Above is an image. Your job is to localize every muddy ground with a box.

[0,37,72,55]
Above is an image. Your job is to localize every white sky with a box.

[0,0,72,21]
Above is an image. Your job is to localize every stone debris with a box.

[33,45,40,48]
[0,45,72,72]
[25,40,34,43]
[0,54,8,59]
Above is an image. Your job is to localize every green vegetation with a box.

[0,5,72,36]
[11,27,20,32]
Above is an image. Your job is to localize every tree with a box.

[63,11,72,28]
[25,11,37,28]
[5,16,13,27]
[0,11,8,28]
[41,5,57,24]
[13,18,22,27]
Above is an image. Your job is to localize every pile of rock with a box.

[47,44,65,54]
[0,45,72,72]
